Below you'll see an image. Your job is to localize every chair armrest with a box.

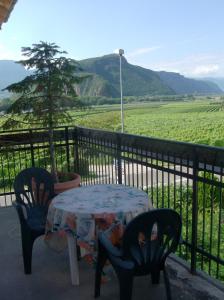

[110,254,135,270]
[99,231,122,257]
[99,231,134,270]
[12,201,28,223]
[52,192,57,198]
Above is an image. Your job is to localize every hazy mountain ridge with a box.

[0,60,30,98]
[0,56,222,99]
[158,71,223,94]
[201,77,224,92]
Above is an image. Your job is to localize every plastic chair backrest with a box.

[122,209,181,269]
[14,167,55,210]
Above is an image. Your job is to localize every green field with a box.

[1,98,224,147]
[75,100,224,147]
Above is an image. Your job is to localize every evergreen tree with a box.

[2,41,87,180]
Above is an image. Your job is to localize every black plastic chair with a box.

[95,208,182,300]
[13,167,55,274]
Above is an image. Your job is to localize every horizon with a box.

[1,1,224,78]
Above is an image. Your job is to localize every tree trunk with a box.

[49,127,59,182]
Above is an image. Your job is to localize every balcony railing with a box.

[0,125,224,284]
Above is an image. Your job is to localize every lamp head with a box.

[119,49,124,56]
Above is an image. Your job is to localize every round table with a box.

[45,184,151,285]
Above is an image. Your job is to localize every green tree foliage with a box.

[197,172,223,209]
[2,41,87,179]
[2,41,87,128]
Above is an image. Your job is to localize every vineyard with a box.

[75,99,224,147]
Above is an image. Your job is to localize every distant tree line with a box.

[0,93,218,113]
[78,94,201,106]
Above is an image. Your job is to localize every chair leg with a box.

[21,232,35,274]
[77,245,81,261]
[163,267,172,300]
[118,271,133,300]
[151,269,160,284]
[94,242,107,298]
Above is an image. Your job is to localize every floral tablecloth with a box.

[45,184,151,258]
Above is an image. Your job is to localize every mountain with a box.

[0,56,223,99]
[78,54,174,97]
[0,60,30,98]
[201,77,224,92]
[79,55,222,96]
[157,71,223,95]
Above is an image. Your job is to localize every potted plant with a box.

[2,41,88,192]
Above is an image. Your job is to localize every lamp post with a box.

[119,49,124,133]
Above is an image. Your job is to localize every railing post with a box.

[191,154,198,274]
[29,129,35,167]
[65,126,70,172]
[117,133,122,184]
[73,127,80,174]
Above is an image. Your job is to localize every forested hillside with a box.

[79,54,174,96]
[158,71,222,94]
[0,56,222,99]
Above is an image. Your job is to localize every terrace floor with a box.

[1,207,224,300]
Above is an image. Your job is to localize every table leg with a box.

[67,232,80,286]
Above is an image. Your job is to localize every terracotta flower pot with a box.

[54,172,81,194]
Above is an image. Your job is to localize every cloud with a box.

[191,65,219,76]
[127,46,161,58]
[147,53,224,77]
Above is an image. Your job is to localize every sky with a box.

[1,0,224,78]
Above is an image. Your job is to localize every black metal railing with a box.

[0,125,224,283]
[75,127,224,282]
[0,126,76,206]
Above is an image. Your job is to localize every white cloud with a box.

[127,46,161,58]
[146,53,224,77]
[191,65,219,76]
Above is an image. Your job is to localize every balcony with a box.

[1,126,224,299]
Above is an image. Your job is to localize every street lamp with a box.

[119,49,124,133]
